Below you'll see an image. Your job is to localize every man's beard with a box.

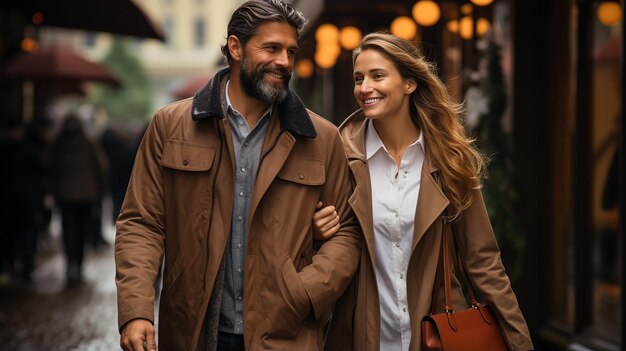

[239,56,291,104]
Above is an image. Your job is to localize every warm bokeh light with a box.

[390,16,417,40]
[315,24,340,44]
[295,59,314,78]
[21,38,38,52]
[317,41,341,59]
[461,4,473,15]
[597,2,623,26]
[477,18,491,37]
[470,0,494,6]
[412,0,441,27]
[32,12,44,25]
[340,26,362,50]
[459,16,473,40]
[315,50,337,69]
[447,20,459,33]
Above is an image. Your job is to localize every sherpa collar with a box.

[191,67,317,139]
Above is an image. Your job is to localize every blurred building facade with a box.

[38,0,241,110]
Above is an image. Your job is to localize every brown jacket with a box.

[325,110,533,351]
[115,68,361,350]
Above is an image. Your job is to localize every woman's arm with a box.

[313,201,340,240]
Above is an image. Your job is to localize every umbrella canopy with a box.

[1,0,164,41]
[171,76,212,100]
[3,47,120,86]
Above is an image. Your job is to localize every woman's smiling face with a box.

[353,49,413,121]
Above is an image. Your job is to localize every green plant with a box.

[474,42,525,286]
[88,37,153,122]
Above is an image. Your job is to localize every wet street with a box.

[0,223,120,350]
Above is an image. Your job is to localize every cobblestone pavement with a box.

[0,230,120,350]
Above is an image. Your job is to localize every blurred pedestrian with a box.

[316,33,534,350]
[50,114,107,283]
[0,117,46,283]
[100,125,137,225]
[25,116,53,253]
[115,1,360,350]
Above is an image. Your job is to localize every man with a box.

[115,1,361,350]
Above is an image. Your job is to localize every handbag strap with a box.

[429,174,481,315]
[430,218,445,314]
[430,171,454,315]
[451,228,480,308]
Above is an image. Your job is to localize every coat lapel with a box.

[411,159,449,253]
[348,158,376,268]
[248,111,295,223]
[343,117,378,268]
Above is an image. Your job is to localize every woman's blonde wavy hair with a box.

[353,32,487,219]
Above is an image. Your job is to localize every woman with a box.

[317,33,533,351]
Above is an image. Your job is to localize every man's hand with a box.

[312,201,340,240]
[120,318,157,351]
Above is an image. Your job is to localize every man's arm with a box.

[115,112,167,335]
[298,128,362,321]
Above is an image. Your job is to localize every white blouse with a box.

[365,119,425,351]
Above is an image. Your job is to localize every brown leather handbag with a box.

[421,219,508,351]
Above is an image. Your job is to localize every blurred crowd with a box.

[0,113,144,285]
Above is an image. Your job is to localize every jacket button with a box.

[183,159,189,166]
[298,174,305,180]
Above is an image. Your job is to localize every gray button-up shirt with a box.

[219,80,272,334]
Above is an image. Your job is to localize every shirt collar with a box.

[365,119,425,160]
[225,79,273,120]
[192,67,317,139]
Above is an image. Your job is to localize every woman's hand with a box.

[312,201,340,240]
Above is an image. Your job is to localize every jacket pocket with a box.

[277,158,325,185]
[281,256,311,319]
[161,140,215,171]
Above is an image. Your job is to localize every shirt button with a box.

[403,307,407,312]
[396,242,400,248]
[237,243,242,248]
[237,269,242,274]
[241,167,246,173]
[237,216,243,222]
[239,191,244,197]
[238,295,243,301]
[238,320,243,325]
[238,120,244,126]
[243,142,249,147]
[400,274,404,279]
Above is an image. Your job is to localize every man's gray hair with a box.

[221,0,308,63]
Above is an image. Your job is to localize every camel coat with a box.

[325,110,533,351]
